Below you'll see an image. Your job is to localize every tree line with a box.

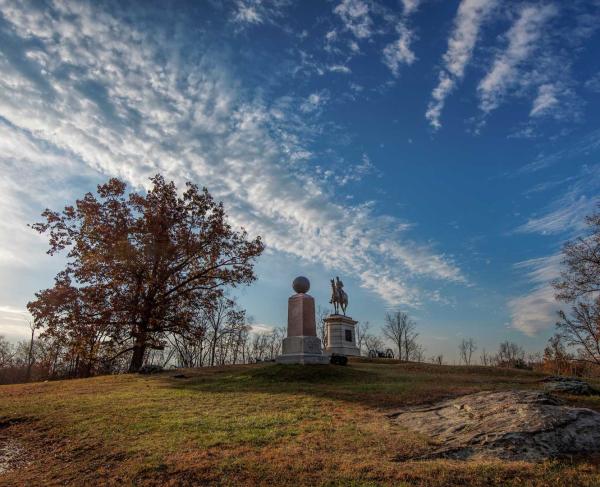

[2,176,600,382]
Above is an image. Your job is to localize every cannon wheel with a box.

[330,354,348,366]
[385,349,394,359]
[368,349,377,359]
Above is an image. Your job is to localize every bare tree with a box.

[356,321,370,355]
[411,343,425,362]
[497,341,525,368]
[556,304,600,365]
[316,306,330,347]
[458,337,477,365]
[383,311,417,361]
[552,208,600,365]
[25,320,35,381]
[0,335,13,368]
[364,334,384,354]
[479,347,490,366]
[429,354,444,365]
[205,295,245,367]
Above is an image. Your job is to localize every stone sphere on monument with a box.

[292,276,310,294]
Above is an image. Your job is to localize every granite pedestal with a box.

[324,314,361,356]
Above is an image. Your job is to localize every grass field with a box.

[2,360,600,486]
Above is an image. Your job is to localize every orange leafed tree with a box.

[28,175,264,374]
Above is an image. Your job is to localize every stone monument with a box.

[324,276,360,356]
[276,276,329,364]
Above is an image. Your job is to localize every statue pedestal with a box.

[324,314,360,356]
[276,289,328,365]
[277,336,329,364]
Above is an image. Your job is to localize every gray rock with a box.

[390,390,600,461]
[541,376,599,395]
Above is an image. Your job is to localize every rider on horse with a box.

[330,276,348,315]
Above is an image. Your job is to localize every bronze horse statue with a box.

[330,276,348,315]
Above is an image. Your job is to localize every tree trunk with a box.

[129,331,147,372]
[25,327,34,381]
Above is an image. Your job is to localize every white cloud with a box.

[231,0,290,27]
[508,286,558,336]
[508,254,562,336]
[478,4,558,114]
[300,91,329,113]
[530,83,559,117]
[382,24,416,76]
[233,1,262,24]
[333,0,373,39]
[328,64,351,74]
[0,304,32,342]
[0,0,465,317]
[402,0,421,16]
[516,165,600,236]
[249,323,276,333]
[426,0,498,129]
[585,72,600,93]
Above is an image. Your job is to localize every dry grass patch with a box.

[0,362,599,485]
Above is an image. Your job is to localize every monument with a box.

[324,276,360,356]
[276,276,329,364]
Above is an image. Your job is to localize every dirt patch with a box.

[0,418,31,476]
[0,438,26,475]
[390,390,600,461]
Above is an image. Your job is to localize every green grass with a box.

[1,360,600,486]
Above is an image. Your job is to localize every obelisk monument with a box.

[276,276,329,364]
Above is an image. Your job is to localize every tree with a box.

[0,335,13,368]
[479,347,490,366]
[356,321,370,355]
[364,334,384,354]
[430,354,444,365]
[316,306,330,347]
[552,207,600,365]
[25,320,36,381]
[556,304,600,365]
[205,295,246,367]
[497,341,525,368]
[458,337,477,365]
[28,175,264,373]
[383,311,418,361]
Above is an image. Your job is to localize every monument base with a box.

[276,336,329,365]
[325,314,361,356]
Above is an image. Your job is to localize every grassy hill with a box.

[1,360,600,486]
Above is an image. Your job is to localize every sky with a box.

[1,0,600,362]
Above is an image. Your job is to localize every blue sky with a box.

[1,0,600,361]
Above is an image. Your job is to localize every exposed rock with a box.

[541,376,599,395]
[390,390,600,461]
[0,438,25,474]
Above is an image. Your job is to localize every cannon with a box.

[367,348,394,359]
[330,353,348,366]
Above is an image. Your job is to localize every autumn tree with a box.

[552,207,600,365]
[28,175,264,374]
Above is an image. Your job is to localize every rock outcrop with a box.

[541,376,599,396]
[390,390,600,461]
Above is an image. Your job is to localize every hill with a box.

[1,360,600,486]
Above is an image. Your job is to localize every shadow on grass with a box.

[160,361,548,410]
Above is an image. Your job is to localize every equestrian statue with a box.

[329,276,348,315]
